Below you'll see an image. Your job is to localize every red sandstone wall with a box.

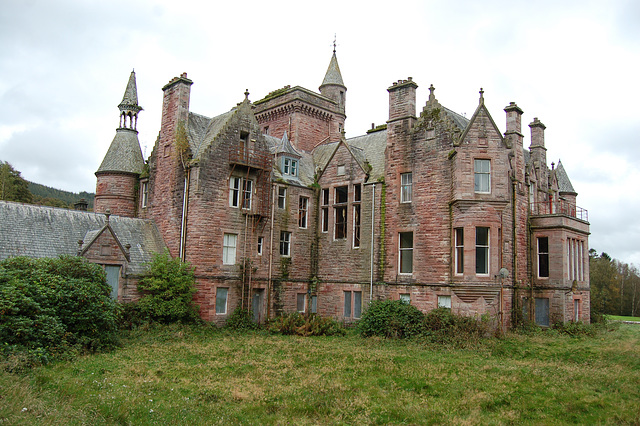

[94,173,138,217]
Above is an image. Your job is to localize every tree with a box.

[136,250,200,323]
[0,161,33,203]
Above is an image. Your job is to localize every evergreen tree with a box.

[0,161,33,203]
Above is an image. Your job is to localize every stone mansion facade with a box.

[1,50,591,328]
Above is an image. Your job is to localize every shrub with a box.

[268,312,346,336]
[551,321,598,337]
[422,308,488,345]
[225,308,259,331]
[0,256,120,368]
[358,300,425,338]
[136,250,200,324]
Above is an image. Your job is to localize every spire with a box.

[118,70,143,130]
[320,50,345,88]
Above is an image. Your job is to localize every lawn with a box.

[1,323,639,425]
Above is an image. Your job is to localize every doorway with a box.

[252,289,265,323]
[105,265,121,299]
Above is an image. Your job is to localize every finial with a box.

[428,84,435,102]
[105,209,111,222]
[244,89,250,100]
[551,162,555,170]
[479,87,484,104]
[333,34,337,53]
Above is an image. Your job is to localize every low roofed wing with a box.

[0,201,165,275]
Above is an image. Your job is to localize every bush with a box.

[225,308,259,331]
[422,308,488,345]
[0,256,120,368]
[551,321,598,337]
[136,250,200,324]
[268,312,346,336]
[358,300,425,338]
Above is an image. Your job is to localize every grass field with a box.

[606,314,640,322]
[1,323,639,425]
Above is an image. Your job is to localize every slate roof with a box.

[0,201,166,275]
[187,108,237,159]
[118,70,142,112]
[555,160,576,194]
[96,128,145,174]
[320,51,345,88]
[442,106,470,130]
[265,134,315,187]
[346,130,387,181]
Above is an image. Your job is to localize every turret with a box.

[319,46,347,117]
[95,71,145,217]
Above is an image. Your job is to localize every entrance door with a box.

[105,265,121,299]
[252,289,265,323]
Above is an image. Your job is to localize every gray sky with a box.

[1,0,639,265]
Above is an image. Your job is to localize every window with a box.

[297,293,306,313]
[401,172,412,203]
[475,227,489,275]
[321,188,329,233]
[399,232,413,274]
[277,186,286,209]
[400,293,411,304]
[263,126,269,135]
[283,157,298,176]
[334,186,348,240]
[141,181,148,208]
[229,177,240,207]
[474,159,491,193]
[574,299,580,322]
[280,231,291,257]
[538,237,549,278]
[438,295,452,309]
[455,228,464,274]
[535,297,549,327]
[299,197,308,228]
[257,236,264,256]
[344,290,362,318]
[337,165,346,176]
[230,177,252,209]
[311,295,317,313]
[242,179,252,210]
[223,233,237,265]
[216,288,228,315]
[353,184,361,248]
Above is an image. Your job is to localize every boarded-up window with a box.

[535,297,549,327]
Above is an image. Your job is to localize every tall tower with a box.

[94,70,145,217]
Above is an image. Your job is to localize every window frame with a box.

[455,227,464,275]
[283,157,298,177]
[230,177,253,209]
[401,172,413,203]
[277,186,287,209]
[343,290,362,319]
[222,233,237,265]
[279,230,291,257]
[334,186,348,240]
[399,232,414,274]
[141,181,149,208]
[438,295,452,309]
[216,287,228,315]
[537,236,549,278]
[474,159,491,194]
[257,236,264,256]
[299,196,309,229]
[475,227,490,275]
[296,293,306,313]
[353,184,361,248]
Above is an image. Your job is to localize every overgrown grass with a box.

[1,323,639,424]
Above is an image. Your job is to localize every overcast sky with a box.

[1,0,639,266]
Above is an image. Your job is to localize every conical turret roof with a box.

[320,51,345,88]
[118,70,142,113]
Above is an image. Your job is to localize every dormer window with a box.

[283,157,298,176]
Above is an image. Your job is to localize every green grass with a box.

[606,314,640,322]
[1,323,640,425]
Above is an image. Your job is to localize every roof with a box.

[0,201,166,275]
[320,51,345,88]
[346,130,387,181]
[555,160,576,194]
[265,134,315,187]
[187,108,237,159]
[96,128,145,174]
[442,106,470,130]
[118,70,142,112]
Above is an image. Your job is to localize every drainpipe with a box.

[267,181,276,320]
[179,167,191,261]
[370,183,376,301]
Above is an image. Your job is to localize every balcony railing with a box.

[530,200,588,222]
[229,146,272,170]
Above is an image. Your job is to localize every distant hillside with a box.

[28,181,95,209]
